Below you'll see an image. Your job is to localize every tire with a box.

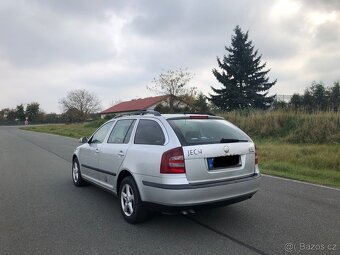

[119,176,148,224]
[72,158,85,187]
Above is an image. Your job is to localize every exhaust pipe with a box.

[181,209,196,215]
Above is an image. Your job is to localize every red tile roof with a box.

[100,95,169,114]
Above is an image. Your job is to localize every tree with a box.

[148,68,195,112]
[42,113,59,123]
[6,109,17,121]
[309,81,328,111]
[16,104,25,121]
[302,89,314,112]
[193,93,210,112]
[330,81,340,111]
[26,102,40,122]
[0,108,8,121]
[61,108,84,123]
[272,100,288,110]
[210,26,276,111]
[289,81,340,112]
[290,94,303,111]
[59,89,101,121]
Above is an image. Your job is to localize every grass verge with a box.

[21,124,96,139]
[257,142,340,188]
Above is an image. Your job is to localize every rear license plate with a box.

[207,155,241,170]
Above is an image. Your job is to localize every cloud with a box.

[0,1,121,67]
[0,0,339,112]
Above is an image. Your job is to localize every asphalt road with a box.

[0,126,339,255]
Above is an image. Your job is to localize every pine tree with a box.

[210,26,276,111]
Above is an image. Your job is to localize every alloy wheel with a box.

[120,184,135,216]
[72,162,79,182]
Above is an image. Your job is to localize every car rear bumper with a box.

[143,191,256,213]
[138,173,261,207]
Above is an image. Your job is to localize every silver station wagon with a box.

[72,111,261,223]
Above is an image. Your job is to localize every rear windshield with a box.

[168,119,250,146]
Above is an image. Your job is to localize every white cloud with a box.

[0,0,339,112]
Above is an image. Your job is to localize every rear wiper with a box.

[220,138,248,143]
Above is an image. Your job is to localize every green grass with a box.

[21,124,96,139]
[258,142,340,188]
[21,112,340,188]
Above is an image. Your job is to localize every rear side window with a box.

[108,119,135,144]
[134,120,165,145]
[168,119,249,146]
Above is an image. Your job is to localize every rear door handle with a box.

[118,151,125,156]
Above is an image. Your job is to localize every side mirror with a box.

[79,137,88,144]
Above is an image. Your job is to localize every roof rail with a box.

[114,110,161,118]
[182,112,216,116]
[137,110,161,116]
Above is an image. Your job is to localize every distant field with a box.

[21,111,340,188]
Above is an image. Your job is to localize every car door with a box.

[98,119,136,190]
[128,119,168,177]
[79,121,114,181]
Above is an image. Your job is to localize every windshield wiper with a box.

[220,138,248,143]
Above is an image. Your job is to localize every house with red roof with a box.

[100,95,170,118]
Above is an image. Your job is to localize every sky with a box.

[0,0,339,113]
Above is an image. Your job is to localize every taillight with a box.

[160,147,186,174]
[255,145,259,165]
